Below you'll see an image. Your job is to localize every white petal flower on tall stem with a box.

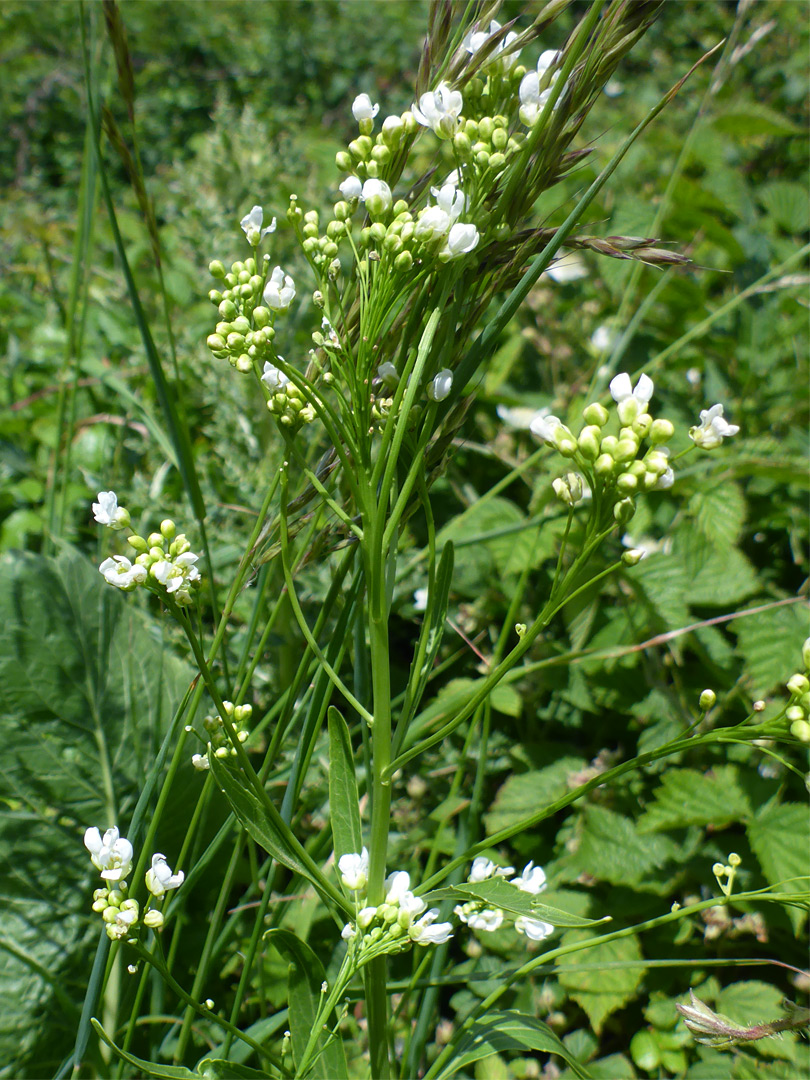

[610,371,654,424]
[689,404,740,449]
[240,205,276,246]
[145,853,185,897]
[352,93,379,123]
[338,848,369,891]
[511,861,547,895]
[412,83,463,139]
[464,19,522,70]
[262,361,290,391]
[263,267,296,313]
[92,490,131,530]
[440,223,479,261]
[84,826,134,882]
[409,908,454,945]
[530,413,562,443]
[384,870,412,905]
[98,556,147,591]
[515,915,554,941]
[519,51,561,125]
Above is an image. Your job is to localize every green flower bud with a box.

[369,222,387,243]
[209,260,226,279]
[383,233,403,253]
[208,289,222,304]
[614,439,638,463]
[577,425,601,460]
[336,150,352,171]
[249,274,263,293]
[302,222,319,240]
[632,412,652,438]
[489,151,506,171]
[253,306,271,329]
[224,273,237,288]
[453,131,472,155]
[207,334,226,353]
[790,719,810,742]
[226,332,246,350]
[594,453,614,475]
[786,705,805,723]
[394,250,414,272]
[600,435,618,456]
[475,150,490,168]
[128,534,148,554]
[371,145,390,165]
[218,299,237,321]
[160,519,176,540]
[334,200,351,221]
[464,118,479,138]
[302,237,319,254]
[492,127,508,151]
[232,261,245,275]
[699,689,716,710]
[287,196,302,223]
[787,674,809,696]
[650,418,674,443]
[232,315,250,334]
[322,240,339,258]
[614,497,636,525]
[616,472,638,494]
[478,117,495,140]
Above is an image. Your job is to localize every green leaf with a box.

[708,106,802,137]
[264,929,348,1079]
[734,604,808,697]
[637,766,752,833]
[208,753,350,917]
[91,1019,196,1077]
[747,803,810,933]
[758,181,810,232]
[327,707,362,865]
[197,1061,270,1079]
[558,932,646,1033]
[423,879,605,928]
[558,806,679,889]
[484,757,587,835]
[433,1010,592,1080]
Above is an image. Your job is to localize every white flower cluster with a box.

[463,18,521,71]
[190,700,253,771]
[519,50,562,125]
[338,849,453,951]
[84,826,183,940]
[453,857,554,942]
[94,494,201,605]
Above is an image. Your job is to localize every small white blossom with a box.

[151,553,200,603]
[261,361,290,391]
[352,93,379,123]
[412,83,463,139]
[338,848,369,891]
[191,752,210,771]
[361,178,393,217]
[468,856,514,882]
[240,205,276,245]
[85,826,134,882]
[263,266,296,313]
[398,891,428,924]
[105,901,140,940]
[321,317,340,349]
[427,369,453,402]
[591,325,618,352]
[357,906,378,929]
[145,853,185,897]
[413,587,428,612]
[610,372,654,407]
[92,491,130,530]
[409,909,453,945]
[511,861,547,895]
[689,404,740,450]
[519,51,561,125]
[497,405,549,431]
[656,466,675,490]
[463,20,521,70]
[515,915,554,941]
[543,254,587,283]
[466,907,504,932]
[384,870,412,905]
[440,222,479,260]
[98,556,147,591]
[339,175,363,201]
[530,413,562,443]
[341,922,355,941]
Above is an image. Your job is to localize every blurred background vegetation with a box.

[0,1,808,1077]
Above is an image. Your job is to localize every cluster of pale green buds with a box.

[531,373,676,525]
[84,826,183,940]
[338,850,453,953]
[453,857,554,942]
[785,638,810,743]
[261,360,317,429]
[190,700,253,771]
[94,494,201,605]
[712,851,741,898]
[206,241,293,375]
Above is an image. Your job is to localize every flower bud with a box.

[577,425,601,460]
[453,131,472,155]
[207,334,226,353]
[616,472,638,494]
[614,498,636,525]
[143,909,164,929]
[787,674,809,696]
[336,150,352,171]
[427,369,453,402]
[208,289,222,304]
[594,453,614,476]
[381,114,404,146]
[614,439,638,463]
[649,418,674,444]
[209,260,226,279]
[394,250,414,272]
[786,705,805,723]
[790,719,810,742]
[371,145,391,165]
[622,548,646,566]
[699,689,716,710]
[632,412,652,438]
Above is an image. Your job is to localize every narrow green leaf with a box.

[433,1011,592,1080]
[327,706,363,864]
[265,930,348,1080]
[90,1019,196,1078]
[208,753,351,916]
[422,879,604,928]
[197,1061,270,1079]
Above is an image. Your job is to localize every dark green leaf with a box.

[91,1019,196,1077]
[327,706,362,865]
[434,1011,592,1079]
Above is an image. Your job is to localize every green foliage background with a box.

[0,1,807,1078]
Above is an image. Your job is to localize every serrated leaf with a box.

[734,604,809,697]
[758,181,810,233]
[630,554,690,633]
[558,932,646,1033]
[708,105,801,137]
[689,483,746,549]
[484,757,586,835]
[433,1010,592,1080]
[559,806,679,889]
[747,803,810,933]
[637,766,752,833]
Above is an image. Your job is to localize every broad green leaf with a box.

[327,707,362,865]
[734,605,808,697]
[637,766,752,833]
[91,1019,196,1077]
[484,757,587,835]
[491,684,521,717]
[423,879,604,928]
[265,929,348,1079]
[630,554,691,634]
[433,1010,592,1080]
[558,932,646,1033]
[747,803,810,933]
[557,806,679,889]
[0,549,191,1077]
[208,753,350,917]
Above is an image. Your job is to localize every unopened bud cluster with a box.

[785,639,810,743]
[207,253,290,375]
[532,374,675,525]
[712,851,741,897]
[93,494,201,605]
[84,826,183,940]
[191,701,253,771]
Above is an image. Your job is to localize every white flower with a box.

[321,317,340,349]
[519,51,561,125]
[105,900,140,940]
[98,555,147,591]
[338,848,369,891]
[440,222,479,260]
[413,587,428,612]
[511,861,547,895]
[85,826,134,882]
[240,205,276,245]
[352,93,379,122]
[145,853,184,897]
[339,175,363,201]
[261,361,290,391]
[151,552,200,600]
[466,907,504,932]
[92,491,130,530]
[656,466,675,490]
[263,266,296,313]
[433,182,467,223]
[409,908,454,945]
[384,870,412,905]
[464,20,522,70]
[591,325,618,352]
[497,405,550,431]
[468,856,514,882]
[357,905,378,929]
[515,915,554,941]
[361,178,393,217]
[412,83,463,139]
[398,891,428,924]
[689,404,740,450]
[427,369,453,402]
[530,413,562,443]
[191,752,210,771]
[415,205,453,241]
[341,922,356,941]
[610,372,654,407]
[543,253,587,282]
